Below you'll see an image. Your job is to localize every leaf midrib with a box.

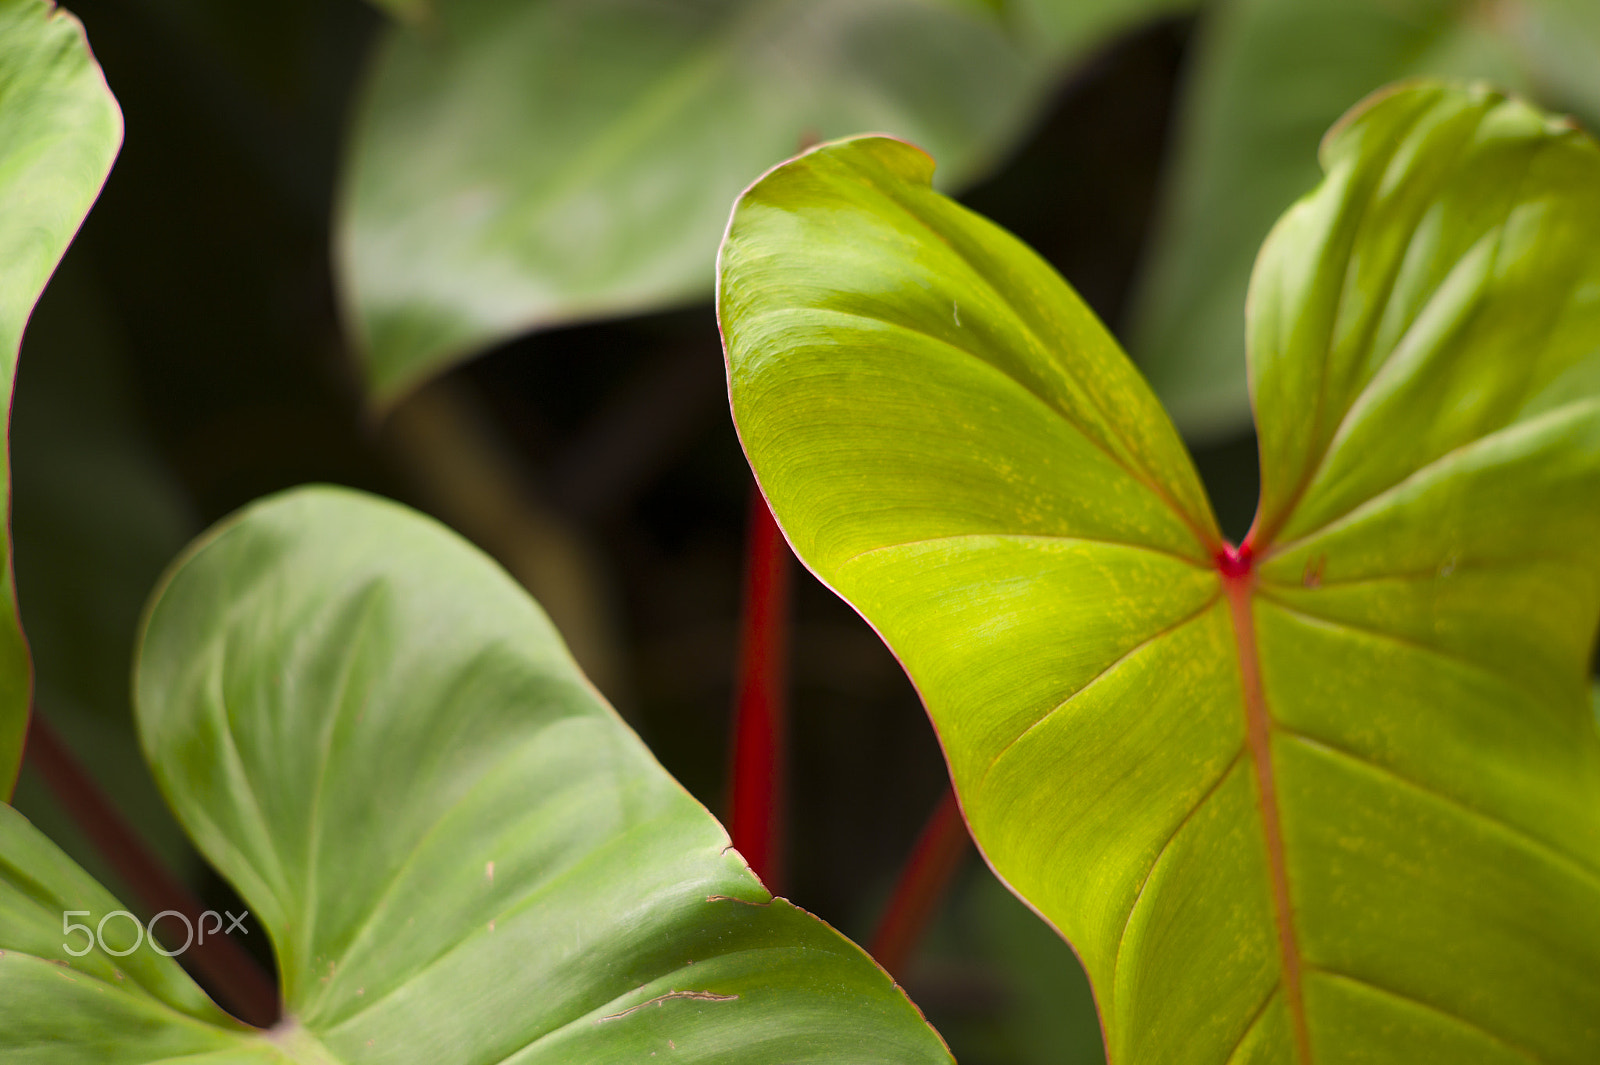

[1226,571,1312,1064]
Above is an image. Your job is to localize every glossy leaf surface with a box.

[337,0,1178,404]
[721,83,1600,1062]
[0,0,121,796]
[1128,0,1600,439]
[1,486,951,1063]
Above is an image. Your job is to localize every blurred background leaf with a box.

[1127,0,1600,441]
[1014,0,1198,59]
[366,0,430,21]
[337,0,1200,403]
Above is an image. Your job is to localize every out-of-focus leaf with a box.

[366,0,430,21]
[1127,0,1600,439]
[7,259,200,897]
[1012,0,1197,59]
[1,486,955,1062]
[0,0,122,796]
[339,0,1085,405]
[721,82,1600,1061]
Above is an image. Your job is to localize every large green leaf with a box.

[721,82,1600,1062]
[1127,0,1600,439]
[336,0,1188,405]
[1,485,951,1062]
[0,0,121,796]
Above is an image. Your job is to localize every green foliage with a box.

[1130,0,1600,438]
[0,0,122,796]
[720,81,1600,1061]
[366,0,429,22]
[1,486,952,1062]
[335,0,1196,404]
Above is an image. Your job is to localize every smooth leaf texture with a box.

[337,0,1182,404]
[0,0,121,796]
[1015,0,1198,58]
[1128,0,1600,439]
[1,485,952,1063]
[721,82,1600,1063]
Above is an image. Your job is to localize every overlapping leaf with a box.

[1,486,952,1063]
[720,82,1600,1062]
[336,0,1197,404]
[1128,0,1600,439]
[0,0,121,796]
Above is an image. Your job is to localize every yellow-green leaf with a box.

[721,82,1600,1062]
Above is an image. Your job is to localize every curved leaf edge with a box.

[123,483,952,1057]
[0,0,124,798]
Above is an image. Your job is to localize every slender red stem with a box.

[870,785,971,978]
[24,714,280,1028]
[726,487,793,891]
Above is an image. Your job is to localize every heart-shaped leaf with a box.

[0,0,121,796]
[1127,0,1600,439]
[1,485,951,1062]
[336,0,1188,404]
[720,82,1600,1062]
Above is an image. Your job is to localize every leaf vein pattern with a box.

[976,594,1223,796]
[323,807,690,1034]
[1254,591,1533,702]
[839,532,1210,570]
[1261,397,1600,562]
[1276,729,1600,886]
[211,631,290,925]
[1255,550,1588,591]
[814,173,1216,551]
[762,301,1211,552]
[0,951,244,1040]
[300,585,389,988]
[1110,747,1247,1012]
[1222,984,1281,1065]
[1308,968,1543,1063]
[1254,98,1437,546]
[307,727,564,1014]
